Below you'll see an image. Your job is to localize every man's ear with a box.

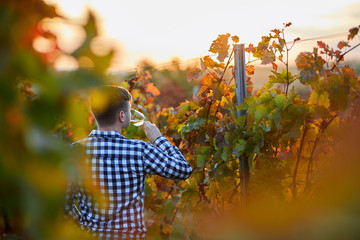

[118,111,125,123]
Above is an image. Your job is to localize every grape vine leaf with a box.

[348,26,359,40]
[209,33,230,62]
[309,90,330,109]
[187,67,202,82]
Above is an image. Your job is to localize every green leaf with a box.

[299,69,318,85]
[221,146,231,162]
[224,131,235,143]
[196,146,211,168]
[274,94,286,107]
[180,116,205,135]
[197,154,207,168]
[234,139,246,153]
[259,122,271,132]
[273,109,283,130]
[269,70,285,84]
[328,85,349,111]
[234,139,246,158]
[176,101,198,118]
[327,75,350,111]
[269,70,296,84]
[254,105,268,122]
[224,96,238,118]
[283,119,302,139]
[259,92,273,104]
[243,96,257,109]
[213,138,220,151]
[285,87,295,108]
[177,102,190,118]
[282,105,307,140]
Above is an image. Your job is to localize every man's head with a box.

[89,86,132,127]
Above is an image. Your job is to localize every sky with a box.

[44,0,360,72]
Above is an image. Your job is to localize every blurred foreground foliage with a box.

[0,0,110,238]
[1,0,360,239]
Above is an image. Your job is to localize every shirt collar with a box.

[89,130,125,139]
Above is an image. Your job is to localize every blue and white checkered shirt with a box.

[65,130,192,239]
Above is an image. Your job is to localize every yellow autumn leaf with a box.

[205,181,218,201]
[309,91,330,108]
[318,92,331,108]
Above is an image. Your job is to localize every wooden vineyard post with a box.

[234,44,250,206]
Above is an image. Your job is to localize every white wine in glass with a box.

[130,109,145,126]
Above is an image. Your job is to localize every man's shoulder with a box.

[69,130,158,149]
[74,135,149,147]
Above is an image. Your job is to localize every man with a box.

[65,85,192,239]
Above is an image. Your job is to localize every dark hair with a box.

[89,86,132,126]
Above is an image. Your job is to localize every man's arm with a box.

[142,121,192,180]
[64,182,82,221]
[64,143,83,221]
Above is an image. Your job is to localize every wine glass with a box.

[130,109,145,126]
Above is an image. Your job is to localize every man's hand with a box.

[143,121,162,143]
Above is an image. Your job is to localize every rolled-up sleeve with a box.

[142,136,192,180]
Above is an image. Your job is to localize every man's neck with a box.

[98,125,122,133]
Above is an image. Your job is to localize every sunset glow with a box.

[44,0,360,71]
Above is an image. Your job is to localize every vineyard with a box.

[1,0,360,239]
